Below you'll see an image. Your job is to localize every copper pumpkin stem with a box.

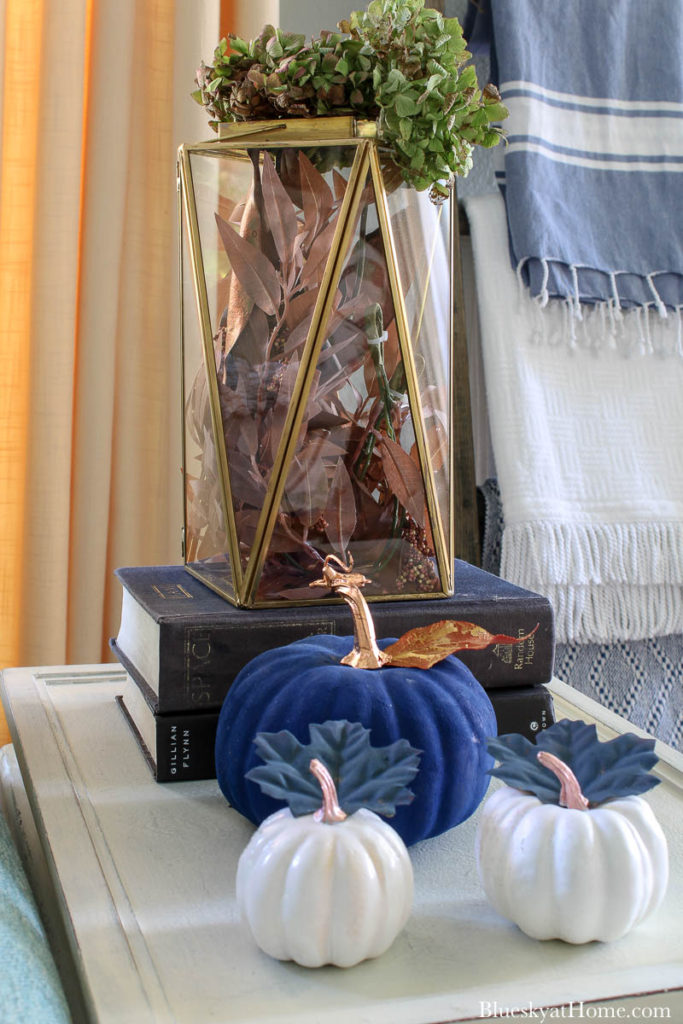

[310,759,347,824]
[537,751,589,811]
[309,554,389,670]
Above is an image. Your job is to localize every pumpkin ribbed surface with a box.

[236,807,413,968]
[215,634,496,846]
[476,787,669,943]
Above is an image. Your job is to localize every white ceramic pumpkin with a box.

[476,722,669,944]
[236,751,414,968]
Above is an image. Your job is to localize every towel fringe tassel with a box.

[527,298,683,358]
[520,265,681,357]
[647,273,669,318]
[501,521,683,643]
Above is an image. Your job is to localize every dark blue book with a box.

[116,667,556,784]
[111,561,554,714]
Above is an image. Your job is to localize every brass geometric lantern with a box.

[178,117,466,607]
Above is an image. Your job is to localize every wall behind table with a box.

[234,0,347,37]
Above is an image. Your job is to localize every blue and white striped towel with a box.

[466,0,683,317]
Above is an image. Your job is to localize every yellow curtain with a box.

[0,0,220,745]
[67,0,180,663]
[0,0,47,672]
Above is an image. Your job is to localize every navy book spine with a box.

[112,562,555,714]
[116,695,218,783]
[117,679,556,784]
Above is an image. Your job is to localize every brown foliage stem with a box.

[355,342,396,483]
[276,513,324,566]
[264,296,289,362]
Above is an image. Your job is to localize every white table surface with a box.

[1,665,682,1024]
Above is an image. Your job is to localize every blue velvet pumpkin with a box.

[215,633,497,846]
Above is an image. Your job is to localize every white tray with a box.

[2,666,682,1023]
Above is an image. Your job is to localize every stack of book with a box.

[112,562,556,782]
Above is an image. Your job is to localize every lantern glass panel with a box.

[384,171,452,555]
[180,127,458,606]
[181,200,234,600]
[260,161,437,601]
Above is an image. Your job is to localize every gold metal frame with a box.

[179,119,464,607]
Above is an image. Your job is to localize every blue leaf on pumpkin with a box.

[246,719,421,817]
[487,719,660,805]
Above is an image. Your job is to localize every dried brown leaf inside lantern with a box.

[181,135,455,605]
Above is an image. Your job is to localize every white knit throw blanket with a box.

[466,193,683,644]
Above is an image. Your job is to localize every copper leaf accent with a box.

[384,621,540,670]
[215,211,281,316]
[261,151,299,270]
[332,169,348,202]
[324,459,357,557]
[236,510,300,554]
[300,217,339,287]
[299,151,333,241]
[219,176,264,354]
[284,287,319,332]
[268,357,301,464]
[279,147,303,210]
[375,434,426,527]
[284,448,329,528]
[226,451,267,508]
[231,305,270,365]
